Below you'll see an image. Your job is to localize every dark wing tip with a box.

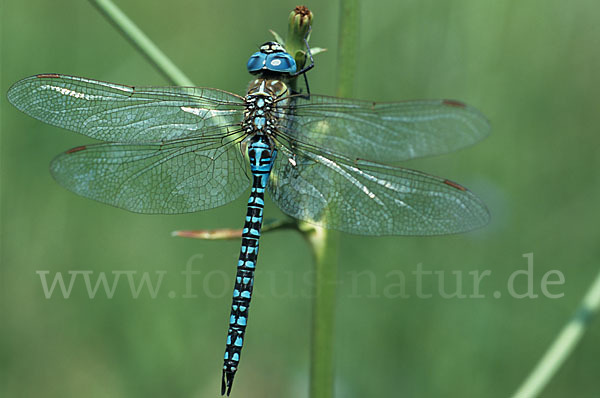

[36,73,61,79]
[443,179,467,191]
[442,99,467,108]
[444,179,492,231]
[65,145,87,154]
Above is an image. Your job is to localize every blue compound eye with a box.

[246,52,267,72]
[265,53,297,73]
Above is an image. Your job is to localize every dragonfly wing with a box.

[50,138,249,214]
[278,95,490,162]
[268,145,489,236]
[7,74,245,142]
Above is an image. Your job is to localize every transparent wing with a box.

[268,144,489,236]
[7,74,245,142]
[50,137,249,214]
[277,95,490,162]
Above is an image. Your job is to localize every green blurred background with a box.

[2,1,599,397]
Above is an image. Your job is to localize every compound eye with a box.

[265,53,297,73]
[246,52,267,72]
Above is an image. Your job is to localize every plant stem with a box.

[510,270,600,398]
[89,0,194,86]
[336,0,359,98]
[309,2,359,398]
[308,226,339,398]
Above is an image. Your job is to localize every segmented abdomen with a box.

[222,134,276,395]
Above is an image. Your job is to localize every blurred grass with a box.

[1,1,599,397]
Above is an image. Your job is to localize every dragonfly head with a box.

[247,42,297,75]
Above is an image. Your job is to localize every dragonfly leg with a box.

[290,26,314,78]
[289,26,314,99]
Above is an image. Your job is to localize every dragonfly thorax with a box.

[243,79,289,136]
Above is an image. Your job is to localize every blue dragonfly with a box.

[7,41,489,395]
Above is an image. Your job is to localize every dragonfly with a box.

[7,40,490,396]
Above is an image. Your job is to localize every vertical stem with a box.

[336,0,360,98]
[309,2,359,398]
[308,227,339,398]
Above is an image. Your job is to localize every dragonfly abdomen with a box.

[222,133,277,395]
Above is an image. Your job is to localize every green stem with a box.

[89,0,194,86]
[510,270,600,398]
[309,2,359,398]
[308,226,339,398]
[336,0,359,98]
